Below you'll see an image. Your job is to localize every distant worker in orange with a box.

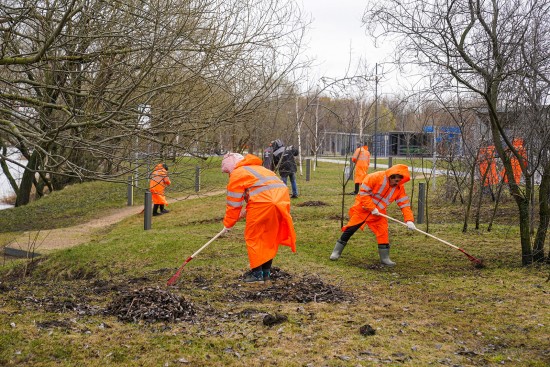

[149,163,171,216]
[350,142,371,195]
[221,152,297,283]
[330,164,415,266]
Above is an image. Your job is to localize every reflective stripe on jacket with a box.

[149,164,171,205]
[343,164,414,234]
[223,154,297,268]
[352,146,371,183]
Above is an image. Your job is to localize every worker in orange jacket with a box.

[330,164,416,266]
[351,144,371,195]
[149,163,171,216]
[221,152,297,283]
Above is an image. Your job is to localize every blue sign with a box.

[423,126,434,133]
[423,126,461,134]
[440,126,461,134]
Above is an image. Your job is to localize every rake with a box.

[166,228,226,286]
[378,213,485,268]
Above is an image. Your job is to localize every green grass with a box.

[0,157,227,233]
[0,160,549,366]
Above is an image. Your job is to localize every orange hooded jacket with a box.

[478,146,499,186]
[506,139,526,185]
[343,164,414,244]
[352,146,371,184]
[149,164,171,205]
[223,154,297,268]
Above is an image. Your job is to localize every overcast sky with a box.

[298,0,402,91]
[300,1,374,76]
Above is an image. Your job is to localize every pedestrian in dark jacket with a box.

[263,145,275,170]
[272,139,299,198]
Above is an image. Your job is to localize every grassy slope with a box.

[0,157,228,233]
[0,159,549,366]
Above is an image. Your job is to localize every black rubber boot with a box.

[261,259,273,281]
[262,269,271,282]
[243,270,264,283]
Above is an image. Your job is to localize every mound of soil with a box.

[359,324,376,336]
[265,267,292,281]
[14,283,101,315]
[105,287,195,323]
[184,216,225,225]
[36,319,73,329]
[296,201,329,207]
[20,292,101,315]
[263,313,288,326]
[237,267,292,282]
[232,273,354,303]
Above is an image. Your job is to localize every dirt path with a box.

[6,190,225,254]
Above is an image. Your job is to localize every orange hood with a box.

[234,154,263,169]
[384,164,411,185]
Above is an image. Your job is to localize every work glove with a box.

[221,226,232,235]
[371,208,380,216]
[406,221,416,231]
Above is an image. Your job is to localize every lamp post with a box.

[374,63,379,169]
[352,62,394,169]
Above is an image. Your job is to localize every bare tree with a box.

[365,0,550,265]
[0,0,307,206]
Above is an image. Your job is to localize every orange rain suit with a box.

[506,139,526,184]
[149,163,171,205]
[352,145,371,184]
[478,146,499,186]
[478,142,526,186]
[223,154,297,269]
[342,164,414,244]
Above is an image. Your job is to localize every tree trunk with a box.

[516,195,533,266]
[489,120,533,265]
[15,151,40,207]
[424,181,430,233]
[462,160,477,233]
[474,183,484,231]
[474,156,492,230]
[0,144,20,196]
[533,162,550,263]
[450,162,465,204]
[487,181,504,232]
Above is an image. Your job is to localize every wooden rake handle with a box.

[167,228,227,286]
[190,228,227,258]
[377,212,460,250]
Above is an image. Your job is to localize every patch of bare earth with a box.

[296,200,329,207]
[6,268,354,325]
[229,268,354,304]
[105,287,196,323]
